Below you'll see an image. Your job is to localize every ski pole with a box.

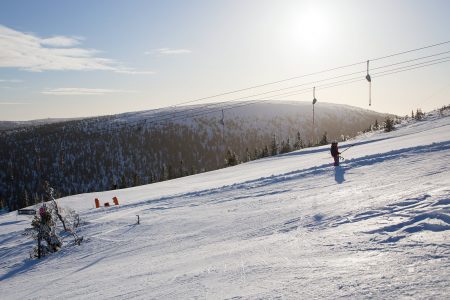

[340,144,355,154]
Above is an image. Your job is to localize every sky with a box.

[0,0,449,121]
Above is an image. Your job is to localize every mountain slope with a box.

[0,101,387,210]
[0,110,449,299]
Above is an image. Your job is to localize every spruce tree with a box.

[270,135,278,156]
[415,109,424,120]
[280,138,292,154]
[225,149,238,166]
[319,132,328,145]
[168,165,175,180]
[0,197,5,211]
[23,190,29,207]
[293,131,304,150]
[253,148,259,160]
[262,145,269,158]
[384,117,394,132]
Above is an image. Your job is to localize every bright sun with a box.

[293,6,333,52]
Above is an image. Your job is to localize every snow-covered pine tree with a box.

[0,197,5,211]
[25,181,83,258]
[319,132,328,145]
[26,191,62,259]
[280,138,292,154]
[225,149,239,166]
[384,117,394,132]
[245,148,251,162]
[253,148,259,160]
[270,135,278,156]
[22,190,29,207]
[293,131,304,150]
[415,109,424,120]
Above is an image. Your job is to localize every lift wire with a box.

[370,40,450,62]
[372,55,450,76]
[79,47,450,132]
[132,50,450,123]
[10,56,448,138]
[271,57,450,100]
[127,57,450,127]
[5,56,450,140]
[3,42,450,138]
[156,40,450,109]
[109,49,450,131]
[371,50,450,70]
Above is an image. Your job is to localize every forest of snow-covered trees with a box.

[0,101,388,210]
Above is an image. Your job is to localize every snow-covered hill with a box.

[1,100,387,211]
[0,110,449,299]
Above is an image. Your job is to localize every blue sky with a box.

[1,0,449,120]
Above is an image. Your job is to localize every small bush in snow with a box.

[24,182,83,259]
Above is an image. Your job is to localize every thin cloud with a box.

[0,102,29,105]
[147,48,192,55]
[41,36,83,47]
[0,79,23,83]
[114,69,155,75]
[42,88,136,96]
[0,25,153,74]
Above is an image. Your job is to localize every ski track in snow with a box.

[0,113,449,299]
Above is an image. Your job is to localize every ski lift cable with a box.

[268,56,450,100]
[4,45,450,138]
[374,57,450,79]
[53,50,450,133]
[371,50,450,71]
[16,56,449,137]
[6,56,450,140]
[6,47,448,139]
[252,58,450,107]
[95,70,369,131]
[125,68,369,127]
[123,51,450,127]
[372,55,450,76]
[159,40,450,108]
[370,40,450,62]
[164,62,367,108]
[97,50,450,131]
[11,51,450,137]
[264,58,450,101]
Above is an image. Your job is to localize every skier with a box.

[330,141,341,166]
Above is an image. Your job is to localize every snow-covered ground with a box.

[1,112,449,299]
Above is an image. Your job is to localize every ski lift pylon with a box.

[312,86,317,126]
[366,60,372,106]
[219,109,225,142]
[312,86,317,105]
[219,109,225,126]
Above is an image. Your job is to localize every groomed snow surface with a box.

[1,112,449,299]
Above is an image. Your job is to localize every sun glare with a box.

[292,5,333,52]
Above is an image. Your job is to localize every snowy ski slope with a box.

[0,111,449,299]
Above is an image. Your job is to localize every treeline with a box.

[224,116,395,167]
